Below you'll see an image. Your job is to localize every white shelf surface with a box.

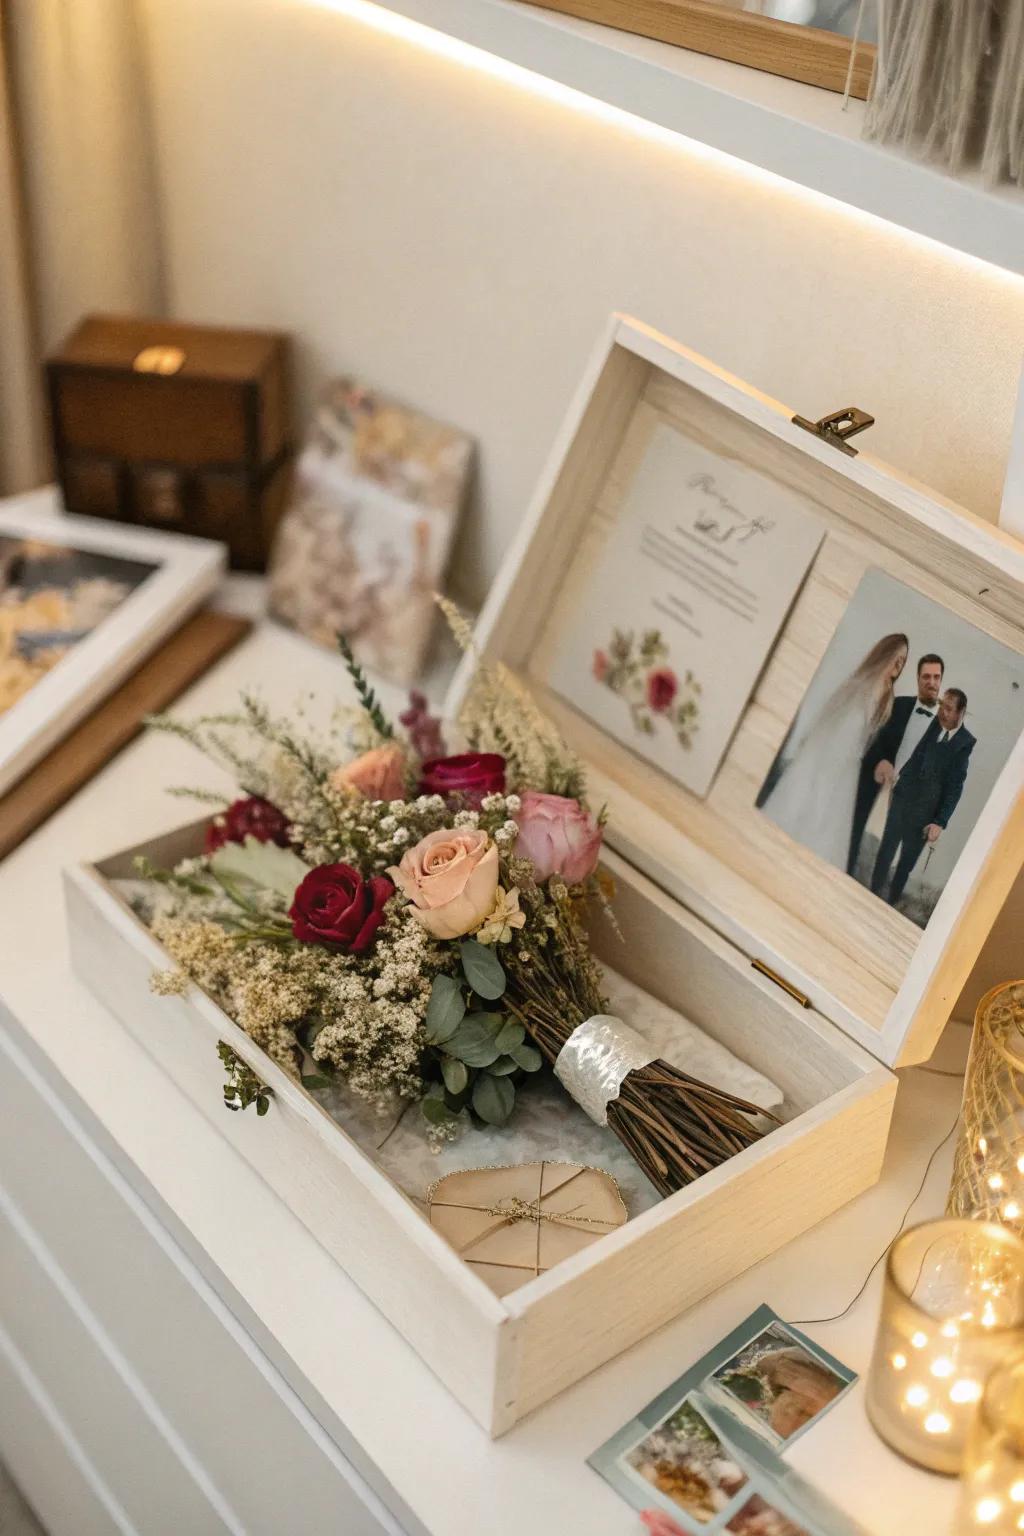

[375,0,1024,277]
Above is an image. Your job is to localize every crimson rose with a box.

[205,795,291,854]
[289,863,394,952]
[646,667,678,714]
[418,752,505,805]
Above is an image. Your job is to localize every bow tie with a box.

[915,707,934,717]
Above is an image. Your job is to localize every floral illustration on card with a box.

[593,628,701,751]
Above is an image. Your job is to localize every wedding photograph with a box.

[758,568,1024,928]
[707,1321,852,1446]
[726,1494,811,1536]
[621,1395,748,1524]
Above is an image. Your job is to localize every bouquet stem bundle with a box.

[503,925,773,1199]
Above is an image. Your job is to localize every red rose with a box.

[289,863,394,952]
[646,667,678,714]
[205,795,291,854]
[592,649,609,682]
[418,752,505,805]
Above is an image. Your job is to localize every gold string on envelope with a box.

[427,1161,627,1297]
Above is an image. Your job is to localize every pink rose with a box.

[388,827,499,940]
[646,667,677,713]
[330,743,407,802]
[592,649,609,682]
[514,791,602,884]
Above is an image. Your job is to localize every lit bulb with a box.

[925,1411,951,1434]
[976,1498,1003,1524]
[891,1353,907,1371]
[979,1137,989,1155]
[1004,1202,1022,1221]
[989,1174,1006,1191]
[1011,1482,1024,1504]
[982,1301,999,1328]
[1016,1154,1024,1174]
[931,1357,954,1379]
[950,1379,982,1404]
[911,1331,929,1349]
[940,1320,960,1339]
[906,1384,929,1407]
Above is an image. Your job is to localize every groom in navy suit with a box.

[847,654,945,876]
[870,687,976,906]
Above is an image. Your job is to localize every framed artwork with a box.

[268,378,473,686]
[517,0,877,97]
[0,497,224,795]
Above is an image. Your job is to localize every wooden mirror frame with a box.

[517,0,876,98]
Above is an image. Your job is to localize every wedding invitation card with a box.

[547,423,824,797]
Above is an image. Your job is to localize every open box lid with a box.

[445,316,1024,1070]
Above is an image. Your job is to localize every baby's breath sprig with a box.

[338,633,394,741]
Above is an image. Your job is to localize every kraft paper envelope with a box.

[428,1160,627,1297]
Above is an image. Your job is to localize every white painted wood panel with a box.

[0,1012,406,1536]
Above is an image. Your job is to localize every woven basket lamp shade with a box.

[948,982,1024,1237]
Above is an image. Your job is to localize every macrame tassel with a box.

[866,0,997,174]
[981,0,1024,187]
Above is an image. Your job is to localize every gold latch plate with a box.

[792,406,874,457]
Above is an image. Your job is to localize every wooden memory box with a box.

[62,317,1024,1437]
[46,315,292,570]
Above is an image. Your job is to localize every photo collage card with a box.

[589,1306,862,1536]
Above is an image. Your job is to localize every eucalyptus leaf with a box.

[300,1074,332,1092]
[459,940,506,1001]
[441,1057,469,1095]
[445,1016,503,1068]
[422,1095,459,1126]
[510,1041,543,1073]
[423,974,466,1044]
[472,1073,515,1125]
[493,1020,525,1054]
[210,837,310,901]
[486,1055,520,1076]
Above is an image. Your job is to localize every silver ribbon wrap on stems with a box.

[553,1015,658,1126]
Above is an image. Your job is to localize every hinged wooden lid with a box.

[49,315,287,384]
[446,316,1024,1069]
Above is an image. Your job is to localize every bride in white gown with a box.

[764,632,909,870]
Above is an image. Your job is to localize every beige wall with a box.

[137,0,1024,1007]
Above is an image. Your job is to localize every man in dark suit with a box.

[847,653,945,876]
[870,687,975,906]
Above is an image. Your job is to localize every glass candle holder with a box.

[957,1350,1024,1533]
[948,982,1024,1238]
[865,1219,1024,1474]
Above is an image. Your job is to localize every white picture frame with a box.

[0,494,225,795]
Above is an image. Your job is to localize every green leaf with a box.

[256,1095,270,1116]
[422,1095,459,1126]
[472,1074,515,1125]
[441,1057,469,1095]
[510,1041,543,1073]
[493,1020,524,1054]
[210,837,310,901]
[460,940,506,1000]
[423,974,466,1045]
[487,1055,519,1076]
[301,1074,332,1092]
[445,1015,503,1068]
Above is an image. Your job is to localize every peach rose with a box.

[330,743,407,802]
[388,827,499,940]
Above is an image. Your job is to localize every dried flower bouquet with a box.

[139,615,770,1196]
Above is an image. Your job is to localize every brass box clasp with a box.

[792,406,875,457]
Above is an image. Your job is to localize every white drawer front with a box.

[0,1012,407,1536]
